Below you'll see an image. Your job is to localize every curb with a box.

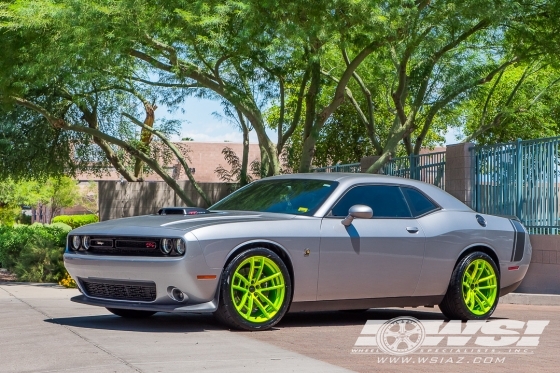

[501,293,560,306]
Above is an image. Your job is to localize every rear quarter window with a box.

[401,187,439,217]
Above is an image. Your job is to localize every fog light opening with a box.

[167,286,188,302]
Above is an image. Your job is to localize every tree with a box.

[461,63,560,144]
[79,182,99,215]
[44,177,80,221]
[0,0,211,206]
[0,0,551,178]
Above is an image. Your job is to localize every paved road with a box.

[1,283,558,373]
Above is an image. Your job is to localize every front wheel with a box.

[214,248,292,331]
[106,308,156,318]
[439,252,499,320]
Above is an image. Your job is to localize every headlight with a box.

[82,236,91,250]
[71,236,81,250]
[161,238,173,255]
[175,239,186,255]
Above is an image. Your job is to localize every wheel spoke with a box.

[477,274,496,284]
[232,285,248,292]
[475,289,491,306]
[257,272,281,285]
[234,272,249,286]
[260,284,284,291]
[402,336,416,349]
[256,291,278,311]
[388,338,403,349]
[254,257,264,281]
[245,295,254,317]
[474,292,488,310]
[248,257,256,282]
[235,292,249,312]
[474,262,486,281]
[252,295,270,318]
[478,284,497,290]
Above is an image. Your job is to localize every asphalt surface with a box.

[1,283,558,373]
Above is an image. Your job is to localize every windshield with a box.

[210,179,338,216]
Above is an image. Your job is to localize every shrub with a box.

[0,225,70,284]
[52,214,98,229]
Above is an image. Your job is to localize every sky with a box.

[168,96,463,146]
[166,96,268,143]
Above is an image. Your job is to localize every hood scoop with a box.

[157,207,212,216]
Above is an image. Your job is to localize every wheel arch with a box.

[455,244,501,275]
[222,240,295,300]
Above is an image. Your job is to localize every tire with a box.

[214,248,292,331]
[439,252,500,320]
[106,308,156,318]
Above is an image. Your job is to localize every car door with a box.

[317,184,426,300]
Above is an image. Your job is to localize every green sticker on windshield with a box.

[298,207,309,213]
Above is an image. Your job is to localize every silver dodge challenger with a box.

[64,174,531,331]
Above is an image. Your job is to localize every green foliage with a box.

[0,225,67,281]
[0,0,558,177]
[13,234,67,283]
[0,177,80,225]
[51,214,99,229]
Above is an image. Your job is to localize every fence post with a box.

[516,138,523,220]
[360,156,382,173]
[445,142,475,207]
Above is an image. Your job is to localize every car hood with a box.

[70,211,297,235]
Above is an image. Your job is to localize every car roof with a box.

[259,173,472,212]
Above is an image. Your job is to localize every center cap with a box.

[249,286,255,293]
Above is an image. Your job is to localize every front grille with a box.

[81,278,157,302]
[84,236,166,257]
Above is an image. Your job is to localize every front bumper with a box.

[64,250,221,313]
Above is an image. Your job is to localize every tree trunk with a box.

[240,121,250,186]
[133,103,157,179]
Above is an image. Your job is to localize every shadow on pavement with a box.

[46,312,221,333]
[275,307,506,329]
[46,307,507,333]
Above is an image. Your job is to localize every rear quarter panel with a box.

[413,211,515,296]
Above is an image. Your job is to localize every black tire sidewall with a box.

[220,248,292,330]
[454,252,500,319]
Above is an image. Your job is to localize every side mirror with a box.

[341,205,373,226]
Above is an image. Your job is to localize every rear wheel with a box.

[439,252,499,320]
[214,248,291,331]
[106,308,156,318]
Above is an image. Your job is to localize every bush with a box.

[0,225,71,285]
[52,214,98,229]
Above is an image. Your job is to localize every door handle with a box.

[406,227,419,234]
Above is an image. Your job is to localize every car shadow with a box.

[46,307,506,333]
[46,312,221,333]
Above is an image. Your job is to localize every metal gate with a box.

[473,138,560,234]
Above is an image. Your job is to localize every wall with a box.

[516,235,560,294]
[76,142,261,183]
[98,181,235,221]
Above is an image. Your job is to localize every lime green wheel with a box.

[439,252,500,320]
[215,248,291,330]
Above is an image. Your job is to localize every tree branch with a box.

[121,112,211,206]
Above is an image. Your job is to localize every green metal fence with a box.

[382,152,446,189]
[311,163,361,173]
[473,137,560,234]
[310,152,446,189]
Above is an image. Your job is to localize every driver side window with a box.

[331,185,412,218]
